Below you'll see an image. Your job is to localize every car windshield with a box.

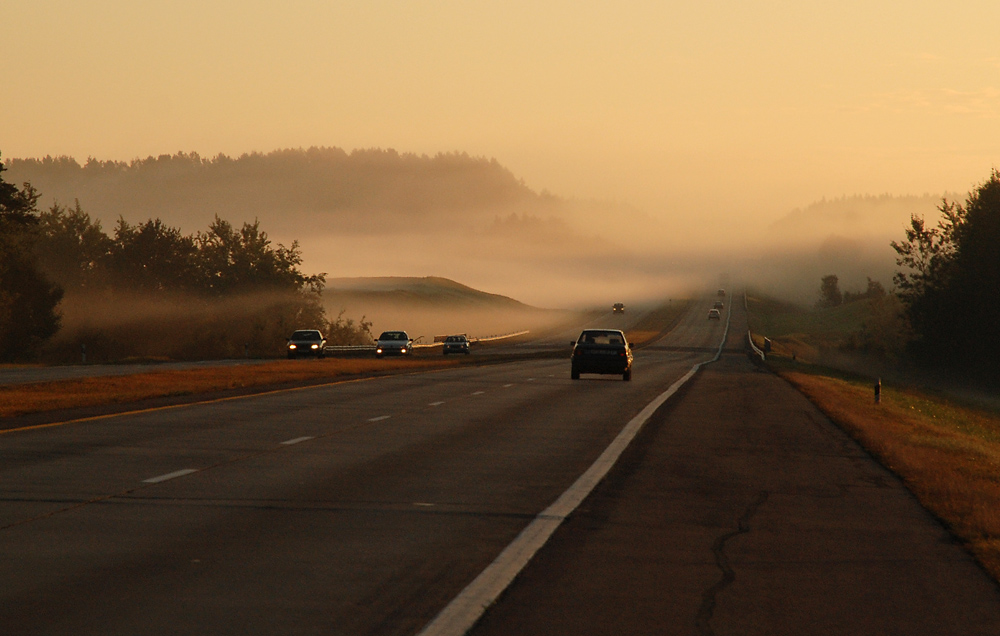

[291,331,321,340]
[378,332,407,341]
[578,331,625,345]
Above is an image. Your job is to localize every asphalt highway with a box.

[3,297,999,635]
[0,298,719,635]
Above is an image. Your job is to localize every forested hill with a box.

[3,148,559,233]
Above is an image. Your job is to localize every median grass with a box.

[627,299,691,346]
[0,357,463,419]
[747,291,1000,581]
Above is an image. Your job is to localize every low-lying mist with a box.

[7,149,947,316]
[46,290,328,363]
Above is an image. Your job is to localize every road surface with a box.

[2,296,998,635]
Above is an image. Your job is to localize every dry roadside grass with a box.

[0,358,463,419]
[779,368,1000,581]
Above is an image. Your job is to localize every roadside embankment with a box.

[746,291,1000,582]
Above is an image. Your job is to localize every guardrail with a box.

[470,330,530,343]
[323,330,531,355]
[744,291,766,362]
[323,344,377,353]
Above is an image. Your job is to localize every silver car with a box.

[376,331,413,357]
[287,329,327,359]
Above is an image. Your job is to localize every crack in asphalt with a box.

[696,490,770,636]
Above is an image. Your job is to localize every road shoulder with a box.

[469,350,1000,635]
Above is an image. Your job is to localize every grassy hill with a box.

[325,276,538,310]
[322,276,567,342]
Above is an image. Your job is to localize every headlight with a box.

[400,348,407,354]
[376,348,383,353]
[288,344,297,349]
[311,344,319,349]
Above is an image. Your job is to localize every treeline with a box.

[0,157,370,362]
[3,148,553,234]
[36,201,324,297]
[803,170,1000,379]
[816,275,886,308]
[892,170,1000,376]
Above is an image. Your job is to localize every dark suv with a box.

[442,334,471,355]
[571,329,633,381]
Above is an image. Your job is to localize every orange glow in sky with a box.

[3,0,999,233]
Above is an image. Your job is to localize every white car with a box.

[708,309,721,320]
[376,331,413,357]
[287,330,327,358]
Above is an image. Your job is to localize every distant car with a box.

[717,289,726,297]
[612,303,625,314]
[708,308,721,320]
[376,331,413,357]
[442,334,471,355]
[287,329,327,359]
[571,329,633,381]
[714,300,724,310]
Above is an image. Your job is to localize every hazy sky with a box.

[4,1,999,230]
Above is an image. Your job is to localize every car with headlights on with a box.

[376,331,413,357]
[286,329,327,359]
[571,329,633,381]
[442,334,470,355]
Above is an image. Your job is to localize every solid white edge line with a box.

[416,302,733,636]
[280,436,314,445]
[142,468,199,484]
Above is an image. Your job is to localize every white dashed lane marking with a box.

[503,384,514,388]
[143,469,198,484]
[281,436,314,445]
[471,391,485,396]
[429,401,445,407]
[368,415,391,422]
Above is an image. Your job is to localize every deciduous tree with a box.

[0,155,63,359]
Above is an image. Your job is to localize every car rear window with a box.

[578,331,625,345]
